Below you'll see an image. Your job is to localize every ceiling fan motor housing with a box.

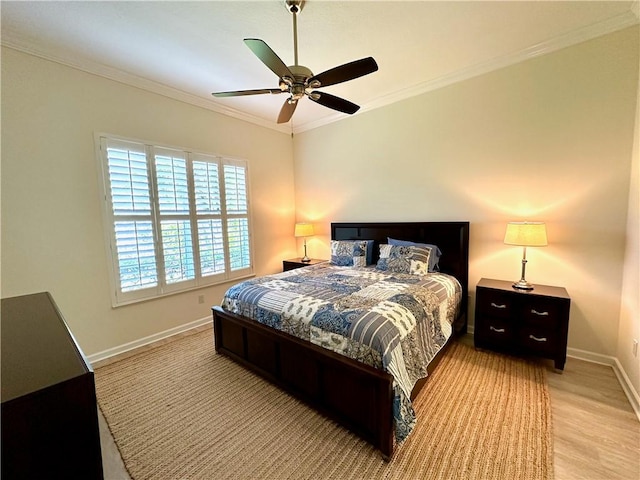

[286,65,312,97]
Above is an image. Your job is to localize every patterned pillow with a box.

[330,240,368,267]
[376,244,431,275]
[387,237,442,272]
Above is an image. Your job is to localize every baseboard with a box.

[613,358,640,421]
[567,347,640,422]
[87,315,211,366]
[566,346,614,366]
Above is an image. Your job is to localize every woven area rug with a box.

[95,328,553,480]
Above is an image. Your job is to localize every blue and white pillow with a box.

[387,237,442,272]
[376,244,431,275]
[330,240,368,267]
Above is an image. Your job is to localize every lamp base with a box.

[301,240,310,262]
[512,279,534,290]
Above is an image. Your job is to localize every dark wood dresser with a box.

[474,278,571,370]
[1,292,104,479]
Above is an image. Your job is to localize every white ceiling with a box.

[2,1,638,133]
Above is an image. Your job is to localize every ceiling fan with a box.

[212,0,378,124]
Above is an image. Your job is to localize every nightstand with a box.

[474,278,571,370]
[282,258,326,272]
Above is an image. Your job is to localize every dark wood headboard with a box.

[331,222,470,332]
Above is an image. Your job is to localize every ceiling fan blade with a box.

[277,99,298,124]
[308,57,378,88]
[244,38,294,80]
[308,92,360,115]
[212,88,283,98]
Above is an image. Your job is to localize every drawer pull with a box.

[490,302,507,310]
[531,309,549,316]
[490,326,506,333]
[529,334,548,342]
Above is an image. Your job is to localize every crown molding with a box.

[3,9,638,136]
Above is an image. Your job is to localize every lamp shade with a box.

[294,222,314,237]
[504,222,548,247]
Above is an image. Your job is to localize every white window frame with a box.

[95,133,254,306]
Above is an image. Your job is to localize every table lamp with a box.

[294,222,314,262]
[504,221,548,290]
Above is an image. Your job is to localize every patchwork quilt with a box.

[221,263,462,443]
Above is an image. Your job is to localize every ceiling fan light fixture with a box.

[281,76,294,87]
[291,84,306,99]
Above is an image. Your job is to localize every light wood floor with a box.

[97,338,640,479]
[548,357,639,480]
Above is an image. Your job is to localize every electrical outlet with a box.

[198,295,205,304]
[633,339,638,358]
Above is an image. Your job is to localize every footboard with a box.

[212,306,395,458]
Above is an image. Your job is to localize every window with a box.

[96,135,253,306]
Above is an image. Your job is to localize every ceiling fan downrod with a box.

[285,0,303,66]
[283,1,310,102]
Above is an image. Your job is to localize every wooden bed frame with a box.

[212,221,469,459]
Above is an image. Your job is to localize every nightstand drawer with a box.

[522,300,562,325]
[477,317,515,343]
[519,327,557,356]
[476,291,515,319]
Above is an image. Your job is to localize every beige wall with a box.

[617,30,640,396]
[1,47,296,355]
[294,27,639,358]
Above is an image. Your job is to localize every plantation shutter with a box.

[192,155,226,278]
[154,148,196,290]
[104,139,158,297]
[223,162,251,272]
[98,135,254,306]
